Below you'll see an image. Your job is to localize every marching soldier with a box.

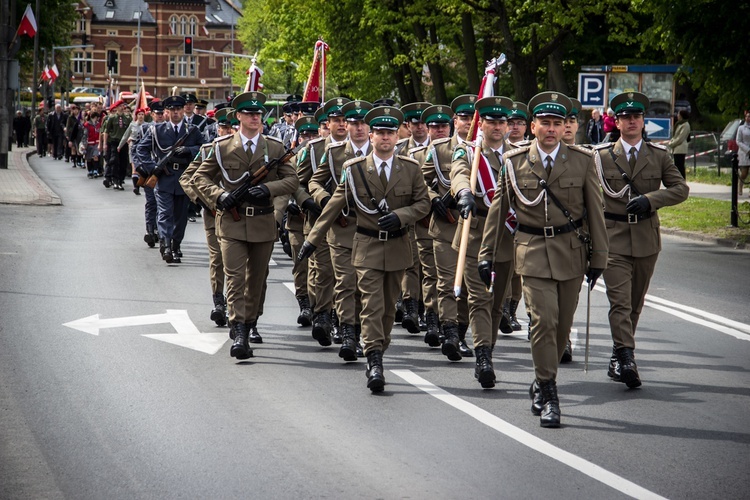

[298,106,431,392]
[134,95,203,263]
[285,114,323,328]
[396,101,432,333]
[480,92,608,427]
[133,100,165,247]
[504,101,529,333]
[421,99,473,356]
[179,107,236,327]
[314,106,330,138]
[596,92,689,388]
[307,99,372,359]
[191,91,299,360]
[102,99,132,190]
[451,96,515,377]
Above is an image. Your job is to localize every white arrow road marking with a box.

[392,370,667,500]
[63,310,227,354]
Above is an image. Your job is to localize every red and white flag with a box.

[17,4,37,38]
[50,64,60,81]
[40,65,50,81]
[244,56,264,92]
[302,39,329,103]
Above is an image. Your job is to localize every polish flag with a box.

[17,4,37,38]
[41,65,50,81]
[50,64,60,81]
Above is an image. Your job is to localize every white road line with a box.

[591,285,750,342]
[283,282,296,295]
[391,370,667,500]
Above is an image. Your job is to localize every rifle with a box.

[429,178,457,225]
[225,144,302,221]
[145,126,197,189]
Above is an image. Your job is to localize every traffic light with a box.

[184,36,193,55]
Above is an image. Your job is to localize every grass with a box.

[686,166,733,186]
[659,197,750,245]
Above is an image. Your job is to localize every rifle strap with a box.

[354,162,388,215]
[609,148,643,197]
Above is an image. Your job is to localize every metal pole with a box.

[135,6,141,88]
[0,0,9,168]
[31,0,41,113]
[731,153,739,227]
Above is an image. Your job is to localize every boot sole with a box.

[620,369,642,388]
[312,327,332,346]
[210,310,227,327]
[424,333,441,347]
[297,315,312,327]
[441,342,462,361]
[230,346,253,359]
[339,346,357,362]
[478,370,496,388]
[540,419,561,428]
[367,377,385,392]
[402,317,420,334]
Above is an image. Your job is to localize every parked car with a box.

[718,118,742,169]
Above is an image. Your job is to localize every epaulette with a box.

[593,142,613,151]
[396,154,420,166]
[432,137,452,146]
[410,144,429,156]
[326,141,346,152]
[200,142,213,151]
[505,144,531,158]
[265,135,283,144]
[213,134,233,144]
[308,136,326,146]
[342,156,367,169]
[567,144,594,156]
[646,141,668,151]
[396,138,409,147]
[510,139,532,148]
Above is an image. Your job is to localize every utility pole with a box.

[31,0,41,113]
[1,0,11,169]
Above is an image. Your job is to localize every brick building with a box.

[72,0,244,102]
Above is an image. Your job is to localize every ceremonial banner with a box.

[302,39,329,103]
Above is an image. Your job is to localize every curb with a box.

[0,149,62,206]
[661,227,749,251]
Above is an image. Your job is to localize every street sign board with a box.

[644,118,671,140]
[578,73,607,109]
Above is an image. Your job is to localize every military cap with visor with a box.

[527,91,572,118]
[341,100,373,122]
[421,104,454,125]
[232,91,267,114]
[508,101,529,121]
[196,99,209,108]
[610,91,650,116]
[149,100,164,113]
[181,93,198,104]
[314,106,328,125]
[282,102,300,114]
[298,101,320,116]
[567,97,582,118]
[400,102,432,123]
[451,94,478,116]
[162,95,186,109]
[364,106,404,131]
[295,115,319,134]
[323,97,352,117]
[476,96,513,121]
[214,107,235,124]
[373,97,397,108]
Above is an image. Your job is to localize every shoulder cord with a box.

[345,163,389,215]
[309,143,318,173]
[432,145,451,188]
[595,148,634,199]
[505,156,548,224]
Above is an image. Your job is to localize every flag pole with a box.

[31,0,42,112]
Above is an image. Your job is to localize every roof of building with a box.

[81,0,241,26]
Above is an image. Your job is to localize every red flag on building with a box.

[17,4,37,38]
[301,39,329,103]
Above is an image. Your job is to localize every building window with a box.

[107,49,119,74]
[169,56,196,78]
[222,56,231,78]
[78,17,87,33]
[170,15,177,35]
[189,16,197,36]
[72,51,92,75]
[209,53,215,69]
[131,46,142,68]
[108,30,117,36]
[180,16,187,35]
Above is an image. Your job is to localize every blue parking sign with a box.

[578,73,607,108]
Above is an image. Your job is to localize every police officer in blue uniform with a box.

[134,95,203,264]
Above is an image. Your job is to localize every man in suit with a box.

[596,92,689,388]
[479,91,608,427]
[452,96,515,378]
[179,107,236,327]
[299,106,431,392]
[191,91,299,359]
[135,95,203,263]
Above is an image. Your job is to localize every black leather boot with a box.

[418,300,427,331]
[508,299,522,331]
[229,322,253,360]
[210,293,227,327]
[365,350,385,392]
[355,324,363,357]
[338,323,358,362]
[395,296,404,323]
[311,310,333,346]
[296,296,313,327]
[401,298,420,334]
[499,299,514,334]
[529,380,544,416]
[172,240,183,259]
[616,347,642,388]
[331,309,342,344]
[474,346,496,389]
[458,323,473,357]
[424,310,441,347]
[607,345,621,381]
[441,322,462,361]
[539,380,561,428]
[247,320,263,344]
[561,339,573,363]
[144,224,156,248]
[162,238,174,263]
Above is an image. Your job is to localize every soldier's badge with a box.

[452,148,466,161]
[297,148,308,167]
[426,150,433,162]
[340,169,347,184]
[320,152,328,165]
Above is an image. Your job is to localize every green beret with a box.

[610,92,649,116]
[528,91,571,118]
[421,104,454,125]
[364,106,404,130]
[341,100,373,121]
[232,91,267,113]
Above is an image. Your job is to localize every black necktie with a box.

[379,162,388,189]
[545,156,553,176]
[629,147,637,169]
[355,150,363,157]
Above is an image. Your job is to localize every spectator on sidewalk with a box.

[668,109,691,178]
[46,104,66,160]
[736,109,750,196]
[586,109,604,145]
[603,107,618,142]
[13,111,25,148]
[33,108,46,157]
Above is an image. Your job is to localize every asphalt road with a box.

[1,155,748,499]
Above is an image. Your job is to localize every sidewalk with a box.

[0,147,61,206]
[686,181,733,201]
